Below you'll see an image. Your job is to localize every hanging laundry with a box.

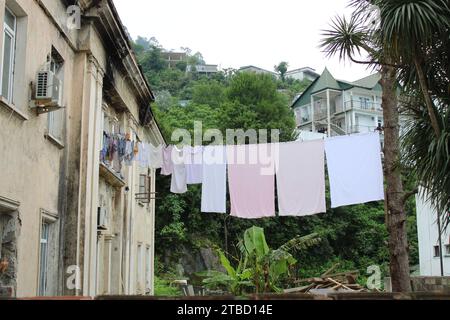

[161,145,174,176]
[275,140,326,216]
[137,142,150,168]
[149,144,163,169]
[227,144,276,219]
[201,145,227,214]
[325,133,384,208]
[124,140,134,166]
[118,135,126,159]
[112,137,122,173]
[170,146,188,194]
[184,145,204,185]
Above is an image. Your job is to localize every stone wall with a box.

[411,276,450,292]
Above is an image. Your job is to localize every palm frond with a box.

[278,233,322,253]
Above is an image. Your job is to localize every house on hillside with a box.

[286,67,319,82]
[161,51,187,69]
[0,0,165,298]
[187,64,219,76]
[291,68,384,137]
[238,65,279,78]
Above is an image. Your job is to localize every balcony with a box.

[340,100,383,113]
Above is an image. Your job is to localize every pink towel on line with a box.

[227,144,276,219]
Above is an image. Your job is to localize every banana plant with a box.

[203,226,321,295]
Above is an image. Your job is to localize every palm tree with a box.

[377,0,449,138]
[320,1,412,292]
[378,0,450,229]
[322,0,450,291]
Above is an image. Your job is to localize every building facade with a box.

[416,194,450,276]
[292,68,384,137]
[187,64,219,76]
[161,51,187,69]
[238,65,279,78]
[0,0,164,298]
[286,67,319,82]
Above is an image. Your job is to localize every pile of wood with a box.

[284,265,369,295]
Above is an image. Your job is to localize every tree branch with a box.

[402,188,419,204]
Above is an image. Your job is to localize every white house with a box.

[292,68,385,137]
[286,67,319,82]
[416,193,450,276]
[238,65,279,78]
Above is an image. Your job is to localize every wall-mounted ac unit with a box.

[35,70,62,107]
[97,207,109,230]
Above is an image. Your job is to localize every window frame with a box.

[137,243,143,290]
[46,48,65,144]
[38,221,50,296]
[37,211,58,297]
[433,245,440,258]
[445,244,450,257]
[1,6,17,103]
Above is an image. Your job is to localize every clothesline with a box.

[100,132,384,219]
[159,133,385,219]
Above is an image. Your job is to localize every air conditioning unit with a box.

[35,70,62,107]
[97,207,109,230]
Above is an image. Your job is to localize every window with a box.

[433,245,440,258]
[38,212,58,296]
[1,6,16,102]
[445,244,450,257]
[38,221,49,296]
[137,244,143,290]
[137,173,151,204]
[47,48,64,142]
[359,97,370,110]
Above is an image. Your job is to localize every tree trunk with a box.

[380,64,412,292]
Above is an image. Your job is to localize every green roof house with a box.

[291,68,384,136]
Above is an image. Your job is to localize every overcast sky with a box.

[113,0,374,82]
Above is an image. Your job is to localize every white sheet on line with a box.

[275,140,326,216]
[201,145,227,213]
[170,146,188,194]
[325,133,384,208]
[184,145,204,185]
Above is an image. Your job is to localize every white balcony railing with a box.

[342,100,383,112]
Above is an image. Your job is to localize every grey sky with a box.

[113,0,374,82]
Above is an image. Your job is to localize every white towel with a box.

[184,145,204,185]
[161,145,174,176]
[201,145,227,213]
[149,144,163,169]
[170,146,188,194]
[275,140,326,216]
[325,133,384,208]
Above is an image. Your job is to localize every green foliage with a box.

[154,277,183,297]
[203,227,321,294]
[191,80,225,108]
[274,61,289,82]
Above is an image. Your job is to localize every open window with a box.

[45,47,65,145]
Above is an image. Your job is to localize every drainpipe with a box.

[311,95,315,132]
[437,210,444,276]
[326,89,331,137]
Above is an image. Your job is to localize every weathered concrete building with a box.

[0,0,164,297]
